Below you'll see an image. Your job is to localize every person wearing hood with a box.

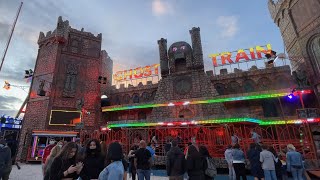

[80,139,105,180]
[166,139,186,180]
[0,138,12,180]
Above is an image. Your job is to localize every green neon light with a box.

[105,118,320,128]
[102,92,288,112]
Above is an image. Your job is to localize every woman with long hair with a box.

[49,142,83,180]
[186,144,207,180]
[199,145,216,180]
[80,139,105,180]
[43,140,65,180]
[98,142,124,180]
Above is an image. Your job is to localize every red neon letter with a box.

[209,54,219,67]
[152,64,160,75]
[144,66,152,76]
[133,67,143,78]
[256,44,272,59]
[220,52,233,65]
[235,49,250,62]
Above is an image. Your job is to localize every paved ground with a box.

[8,164,260,180]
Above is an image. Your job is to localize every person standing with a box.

[80,139,105,180]
[43,140,64,180]
[232,144,247,180]
[199,145,217,180]
[128,145,139,180]
[286,144,304,180]
[186,144,207,180]
[99,142,125,180]
[260,145,277,180]
[135,140,152,180]
[247,143,264,180]
[231,133,240,146]
[42,138,56,174]
[250,131,261,144]
[269,147,283,180]
[0,139,11,180]
[225,145,236,180]
[166,139,186,180]
[49,142,83,180]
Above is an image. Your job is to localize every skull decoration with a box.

[168,41,192,61]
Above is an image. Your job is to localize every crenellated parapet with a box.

[208,65,294,95]
[37,16,102,47]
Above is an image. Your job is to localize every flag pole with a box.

[0,2,23,73]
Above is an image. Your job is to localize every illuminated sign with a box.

[209,44,272,67]
[113,64,160,81]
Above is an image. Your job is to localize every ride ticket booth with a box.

[27,130,78,162]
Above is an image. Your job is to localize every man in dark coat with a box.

[166,139,186,180]
[0,138,12,180]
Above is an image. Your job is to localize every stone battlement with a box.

[38,16,101,44]
[206,65,291,79]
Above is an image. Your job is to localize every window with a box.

[310,36,320,74]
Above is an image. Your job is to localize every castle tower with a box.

[158,38,169,77]
[189,27,204,70]
[268,0,320,95]
[150,27,225,120]
[17,16,112,161]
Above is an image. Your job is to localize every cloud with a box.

[0,95,23,117]
[216,16,239,38]
[152,0,174,16]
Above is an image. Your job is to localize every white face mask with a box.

[49,140,55,145]
[58,144,63,148]
[0,144,4,148]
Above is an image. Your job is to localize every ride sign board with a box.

[113,64,160,82]
[209,44,272,67]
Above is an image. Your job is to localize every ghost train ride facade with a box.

[17,17,320,168]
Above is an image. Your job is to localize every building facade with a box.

[18,16,320,167]
[268,0,320,100]
[17,17,112,161]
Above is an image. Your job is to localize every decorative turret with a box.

[189,27,204,69]
[158,38,169,77]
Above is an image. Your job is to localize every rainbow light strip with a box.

[31,136,38,158]
[102,92,289,112]
[106,118,320,129]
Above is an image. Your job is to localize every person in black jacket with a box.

[269,147,283,180]
[199,145,215,180]
[80,139,105,180]
[49,142,83,180]
[186,144,207,180]
[247,143,264,180]
[166,139,186,180]
[0,139,11,180]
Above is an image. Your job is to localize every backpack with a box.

[205,157,217,177]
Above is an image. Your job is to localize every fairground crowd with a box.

[0,134,305,180]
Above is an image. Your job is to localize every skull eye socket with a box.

[173,47,178,52]
[180,46,186,50]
